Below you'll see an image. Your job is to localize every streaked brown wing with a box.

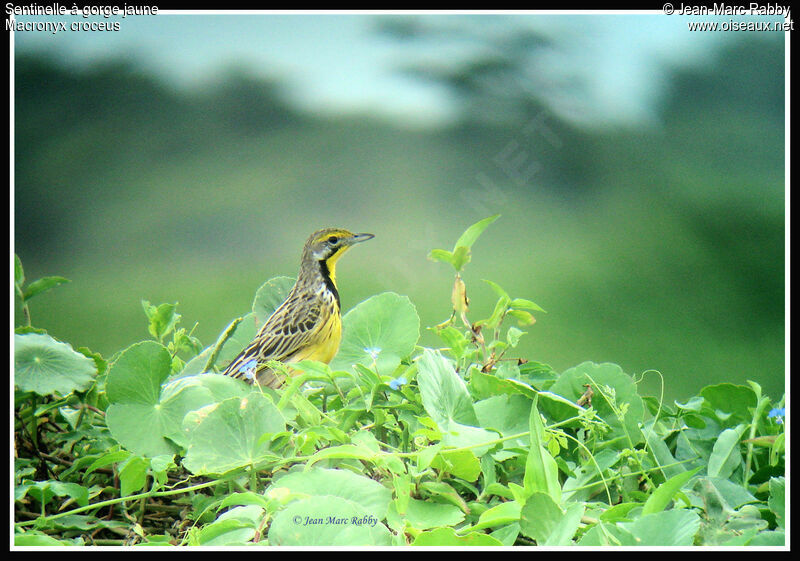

[223,292,322,381]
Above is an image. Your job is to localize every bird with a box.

[222,228,374,388]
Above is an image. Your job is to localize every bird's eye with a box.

[328,236,339,245]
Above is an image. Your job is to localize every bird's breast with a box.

[291,308,342,365]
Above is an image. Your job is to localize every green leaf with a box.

[85,450,131,476]
[142,301,181,342]
[106,341,171,406]
[509,297,546,313]
[431,449,482,481]
[105,342,173,456]
[506,326,526,347]
[14,283,27,328]
[303,444,377,470]
[182,392,285,475]
[482,279,509,300]
[543,502,584,546]
[269,467,392,520]
[105,344,243,457]
[490,523,520,545]
[14,333,97,396]
[19,480,89,508]
[523,395,561,503]
[436,326,469,360]
[252,276,295,325]
[22,276,70,301]
[707,425,745,479]
[427,249,455,267]
[699,476,757,510]
[450,245,471,272]
[392,497,465,530]
[119,456,148,497]
[412,527,503,546]
[469,369,536,401]
[417,349,478,427]
[268,496,392,546]
[161,374,251,449]
[619,509,701,546]
[748,530,785,546]
[700,383,757,427]
[507,309,536,326]
[472,500,521,531]
[219,492,272,511]
[418,481,470,513]
[768,477,785,529]
[518,492,563,543]
[15,533,75,546]
[215,313,260,367]
[417,349,498,454]
[474,394,532,457]
[14,253,24,286]
[191,518,256,546]
[642,467,701,515]
[478,295,511,330]
[543,361,645,448]
[578,523,638,546]
[644,423,685,480]
[330,292,420,376]
[453,214,500,252]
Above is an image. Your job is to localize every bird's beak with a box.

[349,233,375,245]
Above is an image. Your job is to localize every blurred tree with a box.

[373,15,618,199]
[14,55,299,258]
[374,15,555,125]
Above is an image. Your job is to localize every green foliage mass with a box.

[14,217,785,547]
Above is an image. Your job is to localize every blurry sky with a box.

[12,11,773,128]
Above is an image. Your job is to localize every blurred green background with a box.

[14,14,785,401]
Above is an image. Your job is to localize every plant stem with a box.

[203,317,243,372]
[14,478,225,528]
[744,396,770,485]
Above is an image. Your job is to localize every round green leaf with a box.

[14,333,97,395]
[106,342,218,457]
[106,341,172,406]
[252,276,295,325]
[270,467,392,519]
[331,292,420,375]
[268,496,392,546]
[182,392,285,475]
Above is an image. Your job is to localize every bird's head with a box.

[303,228,374,270]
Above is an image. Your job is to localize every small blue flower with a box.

[389,376,407,391]
[768,407,785,424]
[365,347,382,360]
[239,359,258,381]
